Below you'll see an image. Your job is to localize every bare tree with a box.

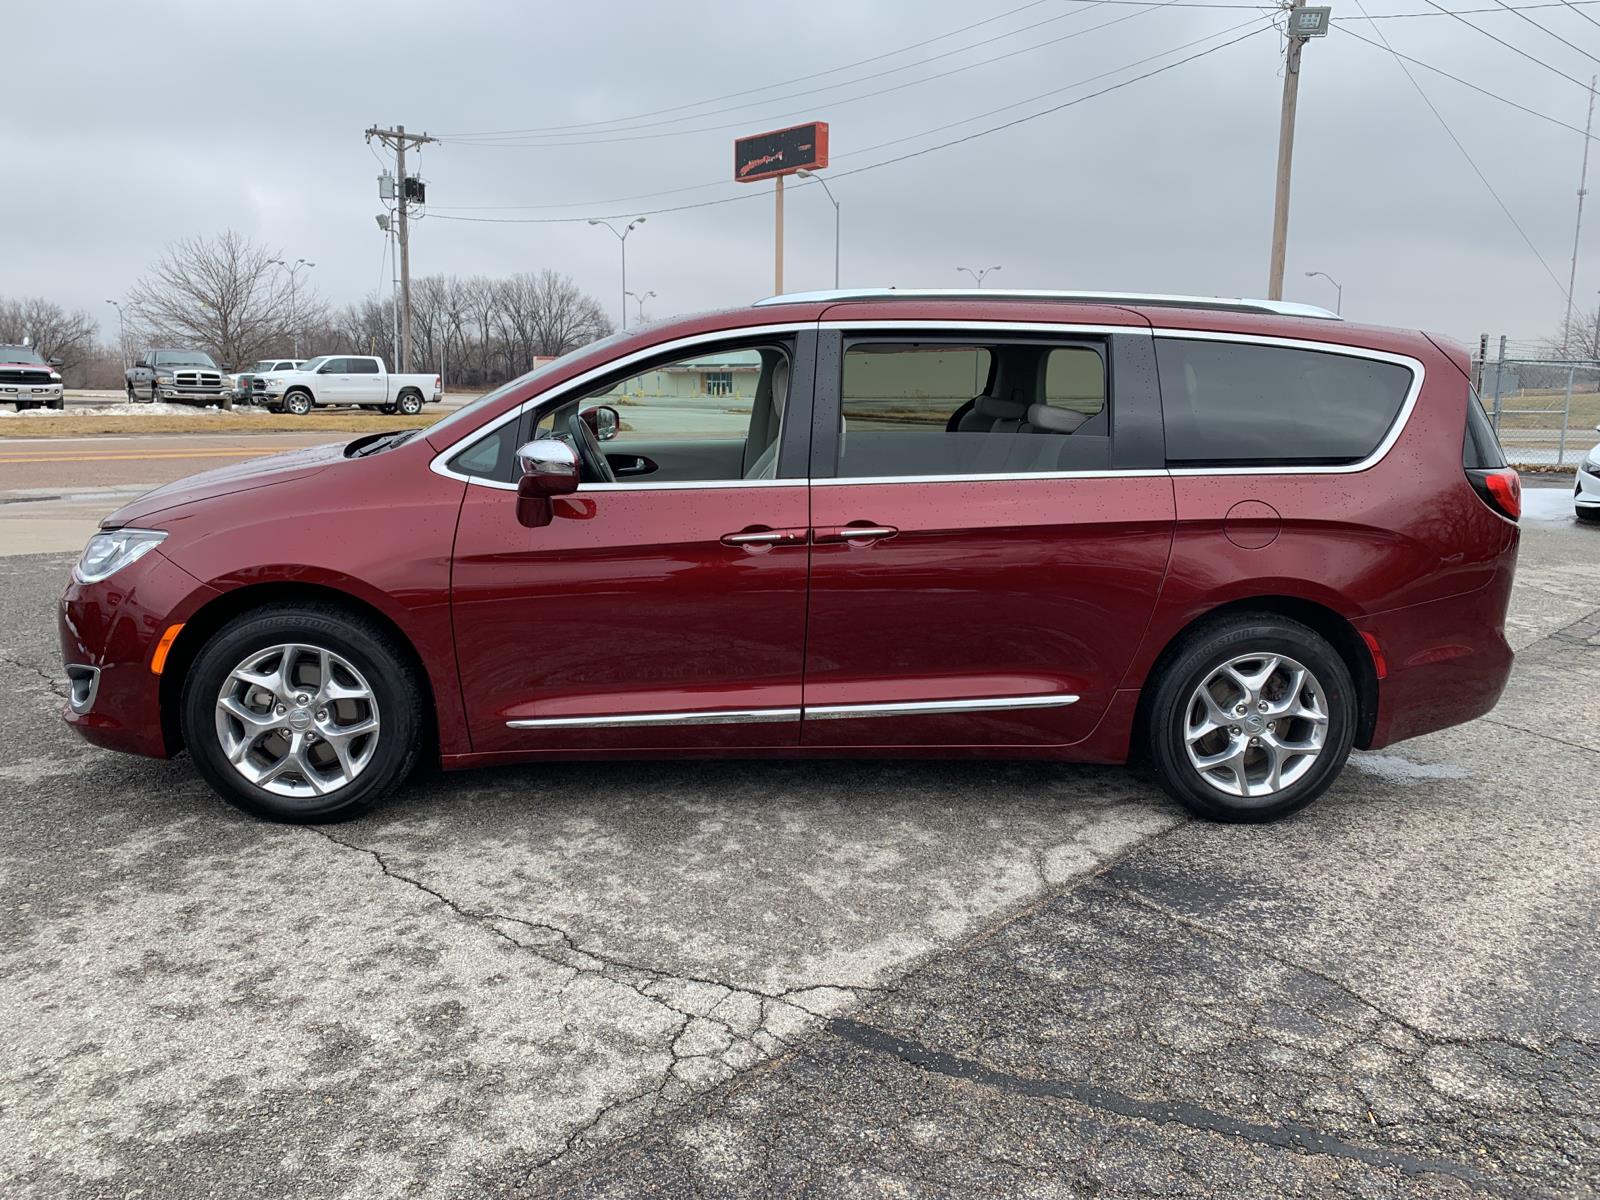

[127,231,294,369]
[0,296,100,368]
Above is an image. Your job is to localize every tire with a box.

[1145,614,1356,823]
[181,603,425,822]
[126,386,136,403]
[396,391,423,417]
[284,390,313,416]
[48,397,64,411]
[380,401,398,416]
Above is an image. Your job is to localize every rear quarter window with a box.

[1156,338,1413,466]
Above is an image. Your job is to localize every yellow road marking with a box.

[0,448,303,464]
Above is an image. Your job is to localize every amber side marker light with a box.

[150,624,184,674]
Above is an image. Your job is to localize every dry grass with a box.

[0,412,436,439]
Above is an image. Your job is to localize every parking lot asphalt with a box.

[1,498,1596,1198]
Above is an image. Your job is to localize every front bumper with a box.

[156,386,232,403]
[2,384,62,403]
[59,549,220,758]
[1576,461,1600,510]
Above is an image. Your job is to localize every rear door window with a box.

[1156,338,1412,466]
[350,358,381,374]
[835,339,1111,477]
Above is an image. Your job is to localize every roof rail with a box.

[753,288,1342,321]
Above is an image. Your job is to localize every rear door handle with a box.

[815,524,898,544]
[721,526,807,547]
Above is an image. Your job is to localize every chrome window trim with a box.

[428,322,813,491]
[504,692,1078,730]
[1147,328,1425,477]
[508,706,801,729]
[439,319,1425,492]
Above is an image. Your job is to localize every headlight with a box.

[49,371,61,382]
[74,529,167,584]
[154,372,174,383]
[1584,454,1600,475]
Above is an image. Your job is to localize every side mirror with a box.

[48,357,63,368]
[581,404,620,442]
[515,437,580,528]
[319,363,337,374]
[135,359,149,369]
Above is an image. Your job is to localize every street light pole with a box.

[1303,269,1342,314]
[795,169,841,288]
[625,289,656,325]
[957,265,1002,288]
[269,258,315,357]
[590,218,645,330]
[104,299,127,366]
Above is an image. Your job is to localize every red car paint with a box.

[60,296,1517,777]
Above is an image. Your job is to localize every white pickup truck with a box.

[254,355,442,416]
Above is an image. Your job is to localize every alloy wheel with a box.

[1182,652,1328,800]
[213,643,380,797]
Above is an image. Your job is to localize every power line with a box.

[447,1,1187,150]
[1418,0,1593,87]
[432,14,1271,212]
[427,25,1270,227]
[1339,24,1600,136]
[1352,0,1569,297]
[437,0,1062,138]
[1489,0,1600,63]
[1560,0,1600,29]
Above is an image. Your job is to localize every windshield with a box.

[0,345,46,365]
[154,350,218,368]
[297,356,329,373]
[418,330,635,442]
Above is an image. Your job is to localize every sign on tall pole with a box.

[1267,4,1330,300]
[735,121,829,297]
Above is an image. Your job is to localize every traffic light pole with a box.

[366,124,436,371]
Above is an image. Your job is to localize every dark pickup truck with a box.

[126,349,233,405]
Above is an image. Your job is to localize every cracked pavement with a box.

[2,490,1597,1198]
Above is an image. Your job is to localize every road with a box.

[0,447,1595,1197]
[0,431,340,556]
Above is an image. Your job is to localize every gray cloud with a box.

[5,0,1598,344]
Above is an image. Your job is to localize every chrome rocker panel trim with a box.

[506,693,1079,730]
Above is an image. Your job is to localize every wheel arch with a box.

[158,580,439,759]
[1130,594,1380,761]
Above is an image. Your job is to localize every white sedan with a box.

[1578,432,1600,524]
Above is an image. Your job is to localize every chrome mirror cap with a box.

[516,437,579,480]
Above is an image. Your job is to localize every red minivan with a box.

[59,291,1521,824]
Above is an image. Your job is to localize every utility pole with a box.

[1267,1,1331,300]
[1564,76,1597,354]
[365,124,436,371]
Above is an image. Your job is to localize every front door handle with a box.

[815,524,898,544]
[721,526,807,547]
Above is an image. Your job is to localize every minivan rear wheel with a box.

[181,604,424,823]
[1146,614,1355,823]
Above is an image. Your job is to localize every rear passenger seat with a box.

[956,392,1030,432]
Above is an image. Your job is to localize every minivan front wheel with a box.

[1146,615,1355,823]
[181,604,424,822]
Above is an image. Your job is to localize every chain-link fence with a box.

[1472,344,1600,468]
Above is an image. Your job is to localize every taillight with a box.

[1467,467,1520,521]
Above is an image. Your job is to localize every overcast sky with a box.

[7,0,1600,345]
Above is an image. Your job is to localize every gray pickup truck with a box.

[126,349,233,406]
